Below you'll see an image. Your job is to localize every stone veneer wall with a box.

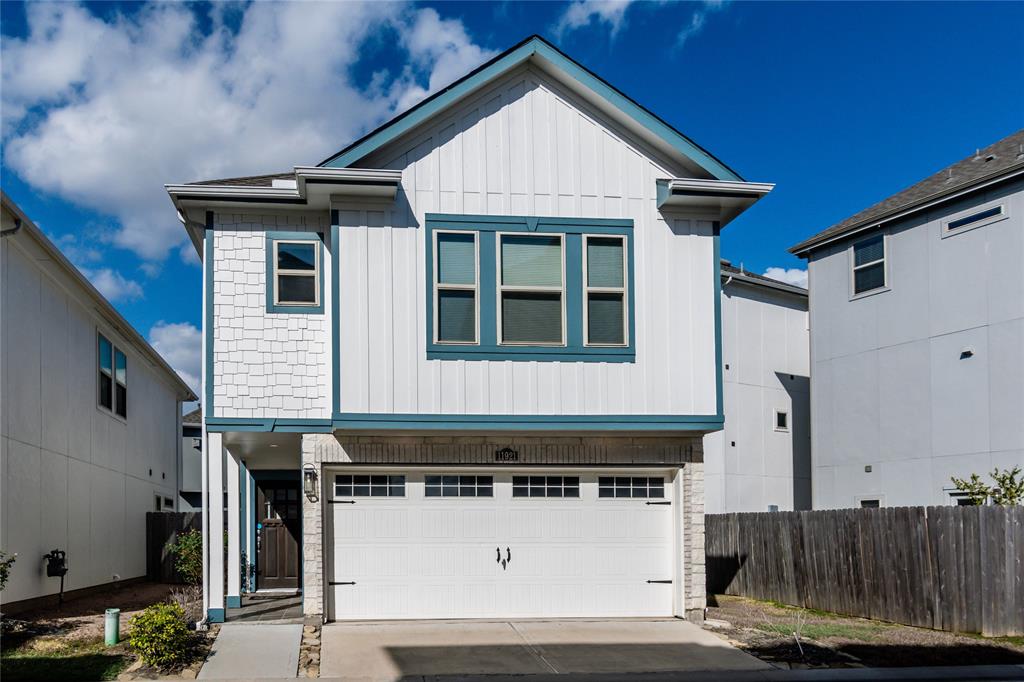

[300,432,707,622]
[212,212,330,419]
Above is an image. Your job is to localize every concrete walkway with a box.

[198,623,302,679]
[320,619,770,680]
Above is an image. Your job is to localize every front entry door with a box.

[256,481,301,590]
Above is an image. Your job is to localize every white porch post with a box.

[206,432,226,622]
[226,450,241,609]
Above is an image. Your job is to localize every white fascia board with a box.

[165,167,402,205]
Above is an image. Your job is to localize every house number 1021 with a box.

[495,447,519,462]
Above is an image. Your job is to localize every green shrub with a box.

[170,529,203,586]
[0,551,16,591]
[128,603,192,669]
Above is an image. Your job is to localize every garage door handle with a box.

[646,501,671,505]
[646,580,672,584]
[506,547,511,564]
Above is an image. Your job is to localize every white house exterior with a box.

[0,192,195,608]
[704,263,810,514]
[166,37,773,624]
[791,130,1024,509]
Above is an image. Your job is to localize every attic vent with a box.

[984,154,996,162]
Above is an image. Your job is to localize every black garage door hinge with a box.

[330,581,357,586]
[329,500,356,504]
[646,579,673,584]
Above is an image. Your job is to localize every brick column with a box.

[681,460,706,623]
[301,434,324,620]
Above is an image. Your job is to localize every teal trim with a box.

[425,214,636,362]
[333,412,723,432]
[713,226,724,418]
[204,216,214,414]
[226,596,241,609]
[265,231,325,314]
[207,608,225,623]
[319,36,740,182]
[330,213,340,416]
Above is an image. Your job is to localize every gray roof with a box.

[791,129,1024,255]
[188,172,292,187]
[182,407,202,425]
[721,260,807,296]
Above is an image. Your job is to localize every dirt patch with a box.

[706,595,1024,669]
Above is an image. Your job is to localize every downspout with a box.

[0,216,22,238]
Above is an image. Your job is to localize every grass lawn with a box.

[1,638,129,682]
[756,620,887,642]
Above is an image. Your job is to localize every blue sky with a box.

[2,1,1022,393]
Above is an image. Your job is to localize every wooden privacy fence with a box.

[706,506,1024,636]
[146,511,201,584]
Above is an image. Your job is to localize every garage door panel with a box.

[328,469,676,620]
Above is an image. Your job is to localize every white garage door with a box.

[327,470,676,620]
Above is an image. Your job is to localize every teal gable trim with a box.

[330,213,340,416]
[265,231,325,314]
[425,213,636,362]
[204,216,215,414]
[713,225,724,418]
[332,413,723,432]
[319,36,740,182]
[207,608,225,623]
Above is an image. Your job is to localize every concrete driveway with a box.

[320,619,770,681]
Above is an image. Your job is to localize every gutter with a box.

[0,215,22,238]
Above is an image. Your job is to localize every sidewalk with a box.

[197,623,302,679]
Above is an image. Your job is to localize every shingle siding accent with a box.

[211,213,330,419]
[299,432,707,620]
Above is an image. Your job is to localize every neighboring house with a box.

[791,130,1024,509]
[166,36,773,624]
[704,261,810,514]
[0,192,195,609]
[180,407,203,510]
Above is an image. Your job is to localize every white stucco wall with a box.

[807,176,1024,509]
[704,279,810,513]
[1,208,182,603]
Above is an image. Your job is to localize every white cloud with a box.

[148,321,201,395]
[676,0,728,49]
[2,3,494,261]
[553,0,634,39]
[81,266,145,302]
[764,267,808,289]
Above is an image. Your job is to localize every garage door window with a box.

[335,474,405,497]
[598,476,665,498]
[512,476,580,498]
[425,475,493,498]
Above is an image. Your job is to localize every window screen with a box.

[585,236,627,345]
[852,234,885,295]
[499,235,564,344]
[275,240,319,305]
[435,232,477,343]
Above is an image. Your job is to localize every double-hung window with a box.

[266,231,323,313]
[498,234,565,345]
[851,233,886,296]
[434,231,478,343]
[98,332,128,418]
[584,235,627,346]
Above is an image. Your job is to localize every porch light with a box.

[302,464,318,501]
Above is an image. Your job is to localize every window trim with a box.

[424,474,494,498]
[97,331,128,421]
[424,214,635,362]
[849,232,889,299]
[512,475,581,499]
[265,231,325,314]
[774,409,789,432]
[597,475,666,500]
[582,233,629,347]
[941,201,1008,238]
[432,230,480,345]
[496,231,567,347]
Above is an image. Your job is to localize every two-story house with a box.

[1,192,195,610]
[166,36,773,624]
[791,130,1024,509]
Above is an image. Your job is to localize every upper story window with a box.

[499,234,565,345]
[942,202,1007,237]
[425,214,635,362]
[98,332,127,418]
[851,233,886,296]
[266,231,324,313]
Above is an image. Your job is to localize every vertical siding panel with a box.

[439,123,459,213]
[464,361,487,413]
[535,364,560,414]
[366,213,390,411]
[461,107,483,214]
[390,224,415,412]
[512,363,535,414]
[484,94,504,214]
[488,363,507,413]
[555,98,575,216]
[580,118,599,198]
[670,219,693,414]
[356,222,371,411]
[508,80,528,206]
[531,81,552,215]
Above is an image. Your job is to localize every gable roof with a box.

[183,407,202,425]
[189,173,292,187]
[721,260,807,297]
[791,129,1024,256]
[318,35,742,182]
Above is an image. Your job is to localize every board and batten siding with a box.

[210,214,332,419]
[336,64,719,417]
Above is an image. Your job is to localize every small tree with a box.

[170,529,203,586]
[0,551,16,591]
[951,466,1024,506]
